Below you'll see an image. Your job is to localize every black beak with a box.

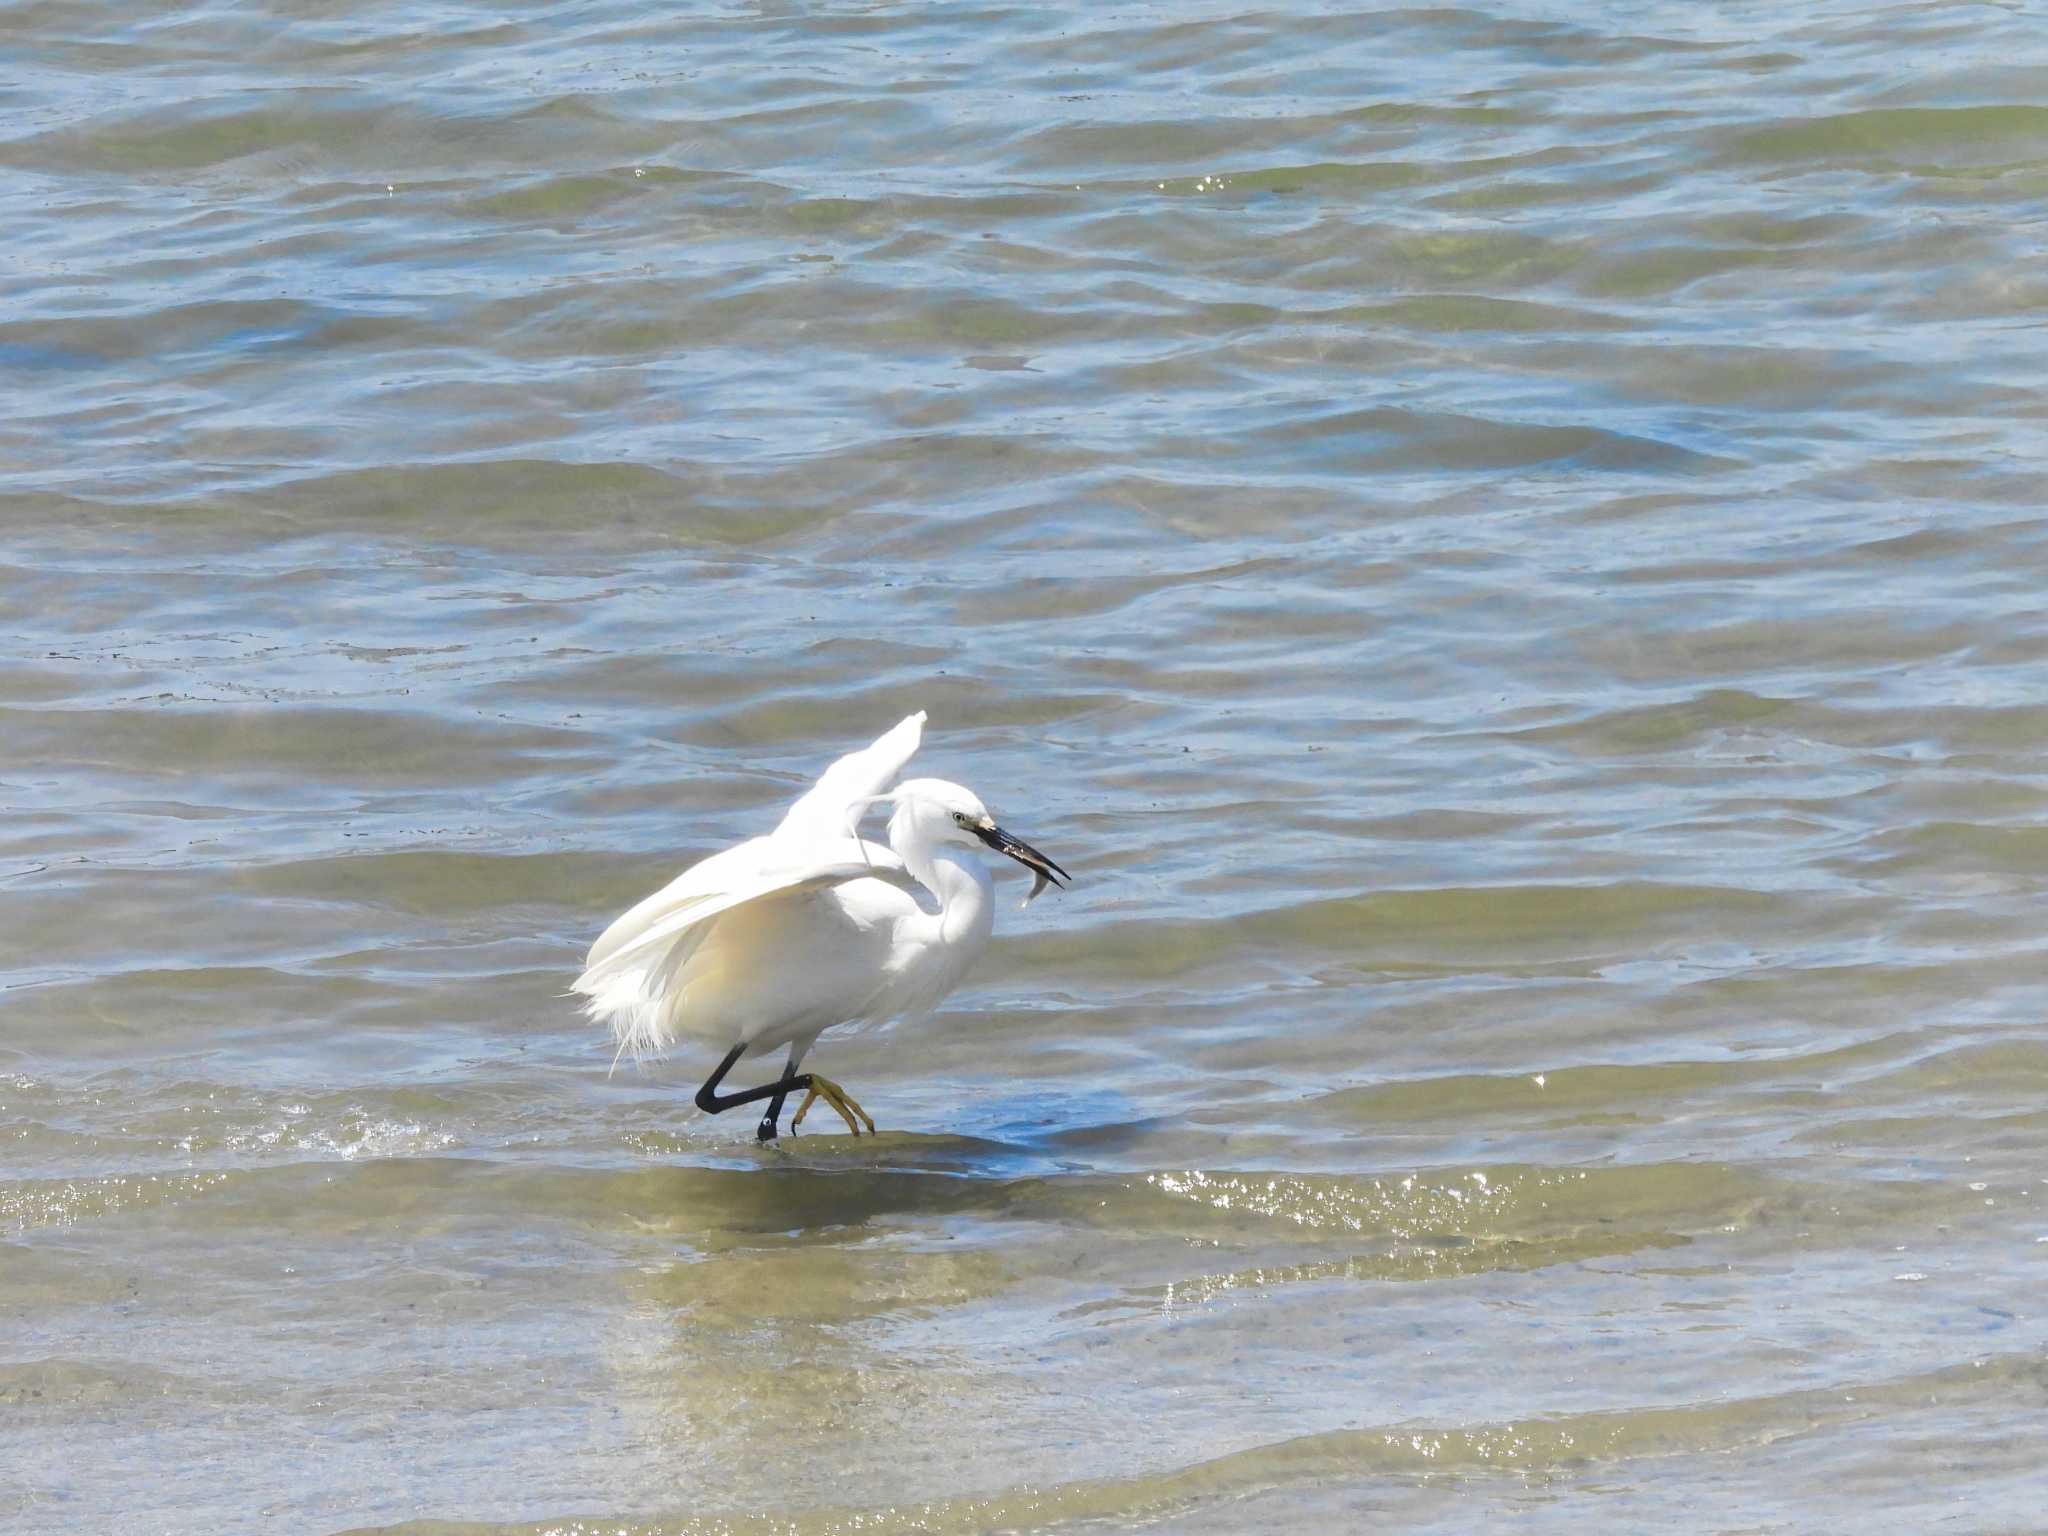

[974,820,1070,897]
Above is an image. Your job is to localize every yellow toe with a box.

[791,1074,876,1136]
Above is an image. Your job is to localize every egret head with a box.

[888,777,1070,899]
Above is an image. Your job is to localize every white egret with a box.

[573,712,1069,1141]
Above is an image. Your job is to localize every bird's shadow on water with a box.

[752,1085,1156,1181]
[616,1090,1164,1239]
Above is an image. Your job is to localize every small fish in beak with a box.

[972,819,1070,907]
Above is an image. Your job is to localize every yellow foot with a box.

[791,1073,877,1137]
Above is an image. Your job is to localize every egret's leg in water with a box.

[694,1041,873,1139]
[756,1041,809,1143]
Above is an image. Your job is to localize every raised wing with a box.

[574,833,915,1065]
[577,835,909,988]
[772,710,925,843]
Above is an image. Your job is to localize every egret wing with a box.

[574,836,910,993]
[772,710,925,842]
[582,837,770,974]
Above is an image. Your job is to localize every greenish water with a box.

[4,2,2047,1531]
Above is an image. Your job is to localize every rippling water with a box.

[6,2,2048,1531]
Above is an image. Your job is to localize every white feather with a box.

[773,710,924,843]
[572,713,1065,1122]
[574,714,929,1066]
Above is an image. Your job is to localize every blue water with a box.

[4,3,2048,1532]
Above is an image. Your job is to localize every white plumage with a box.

[572,712,1068,1138]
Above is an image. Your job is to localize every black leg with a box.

[758,1042,807,1141]
[694,1041,812,1141]
[757,1081,794,1144]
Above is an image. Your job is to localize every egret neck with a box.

[889,798,998,950]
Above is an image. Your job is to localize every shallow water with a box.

[5,1,2048,1531]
